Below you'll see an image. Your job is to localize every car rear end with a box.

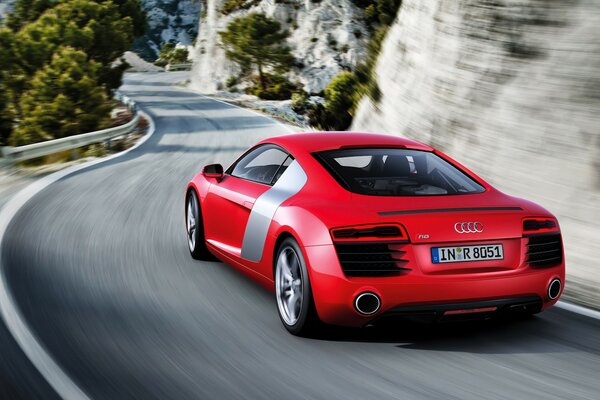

[304,146,565,327]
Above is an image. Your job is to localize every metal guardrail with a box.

[165,63,193,71]
[0,92,139,165]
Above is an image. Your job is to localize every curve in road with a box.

[2,72,600,400]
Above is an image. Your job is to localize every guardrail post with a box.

[69,148,78,161]
[0,147,14,168]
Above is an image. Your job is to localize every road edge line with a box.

[206,95,298,133]
[556,300,600,321]
[207,96,298,133]
[0,111,156,400]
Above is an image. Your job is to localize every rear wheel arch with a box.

[273,234,322,336]
[273,231,296,277]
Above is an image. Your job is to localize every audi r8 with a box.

[185,132,565,335]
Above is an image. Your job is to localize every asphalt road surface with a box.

[2,72,600,399]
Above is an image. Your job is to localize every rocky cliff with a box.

[353,0,600,306]
[190,0,368,94]
[133,0,201,60]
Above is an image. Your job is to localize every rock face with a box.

[0,0,15,22]
[133,0,201,60]
[190,0,368,94]
[353,0,600,306]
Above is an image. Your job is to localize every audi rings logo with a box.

[454,222,484,234]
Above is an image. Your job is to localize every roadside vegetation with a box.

[0,0,146,147]
[154,42,189,67]
[219,0,261,15]
[219,13,297,100]
[309,0,402,130]
[217,0,402,130]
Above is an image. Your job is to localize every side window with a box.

[231,145,289,185]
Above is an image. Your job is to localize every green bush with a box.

[365,4,376,22]
[82,143,108,158]
[220,0,260,15]
[226,76,238,88]
[245,74,296,100]
[309,71,359,130]
[155,43,188,65]
[353,0,402,26]
[170,48,189,63]
[154,58,167,67]
[291,91,309,113]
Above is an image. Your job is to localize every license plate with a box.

[431,244,503,264]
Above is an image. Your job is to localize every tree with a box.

[110,0,146,37]
[5,0,57,31]
[219,13,293,90]
[10,47,111,146]
[7,0,145,35]
[0,29,16,144]
[13,0,142,91]
[1,0,146,146]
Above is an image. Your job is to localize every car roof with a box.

[260,132,434,154]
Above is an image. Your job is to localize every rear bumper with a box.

[377,296,542,324]
[304,245,565,327]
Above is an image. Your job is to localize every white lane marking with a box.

[556,301,600,321]
[240,160,307,262]
[0,111,155,400]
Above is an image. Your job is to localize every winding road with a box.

[1,72,600,399]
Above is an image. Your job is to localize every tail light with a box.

[522,218,559,235]
[331,223,409,242]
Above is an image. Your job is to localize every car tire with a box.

[186,190,213,260]
[275,237,321,336]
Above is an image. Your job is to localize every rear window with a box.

[313,148,485,196]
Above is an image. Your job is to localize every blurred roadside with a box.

[353,0,600,310]
[0,111,149,208]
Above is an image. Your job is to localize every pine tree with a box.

[2,0,145,145]
[0,29,15,144]
[10,47,112,146]
[219,13,293,90]
[6,0,57,31]
[13,0,142,91]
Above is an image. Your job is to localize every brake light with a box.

[522,218,559,235]
[331,224,410,242]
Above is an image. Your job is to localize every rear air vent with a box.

[526,234,563,268]
[334,242,410,277]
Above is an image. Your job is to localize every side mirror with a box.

[202,163,224,181]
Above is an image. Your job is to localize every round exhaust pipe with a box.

[548,278,562,300]
[354,292,381,315]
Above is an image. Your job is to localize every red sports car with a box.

[185,132,565,335]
